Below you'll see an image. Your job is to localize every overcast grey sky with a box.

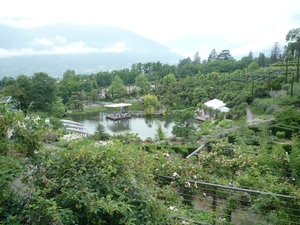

[1,0,300,58]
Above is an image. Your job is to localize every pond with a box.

[69,111,175,140]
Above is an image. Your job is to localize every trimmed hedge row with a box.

[269,123,300,139]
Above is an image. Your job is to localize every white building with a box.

[197,98,230,121]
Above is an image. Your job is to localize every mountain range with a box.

[0,23,183,78]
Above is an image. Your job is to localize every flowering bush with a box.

[9,139,186,224]
[62,133,83,141]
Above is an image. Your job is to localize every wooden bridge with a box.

[130,111,165,117]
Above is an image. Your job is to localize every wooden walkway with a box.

[105,111,164,120]
[130,111,164,117]
[60,119,89,136]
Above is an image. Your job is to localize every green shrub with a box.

[49,117,64,129]
[141,145,196,158]
[218,119,234,127]
[290,122,298,126]
[228,134,236,144]
[282,84,291,92]
[248,125,261,133]
[276,131,285,139]
[265,106,275,115]
[269,123,299,139]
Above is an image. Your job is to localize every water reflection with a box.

[145,117,153,128]
[69,111,175,140]
[106,120,131,132]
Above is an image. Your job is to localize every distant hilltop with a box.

[0,23,183,78]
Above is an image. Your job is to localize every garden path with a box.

[246,105,253,123]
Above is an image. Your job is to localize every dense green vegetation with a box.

[0,28,300,224]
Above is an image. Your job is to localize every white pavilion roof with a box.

[104,103,132,108]
[204,98,230,112]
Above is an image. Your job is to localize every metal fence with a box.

[159,175,300,225]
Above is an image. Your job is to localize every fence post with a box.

[212,186,217,225]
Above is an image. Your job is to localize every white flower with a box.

[45,118,50,124]
[182,221,189,224]
[169,206,178,211]
[185,181,191,187]
[172,172,179,177]
[62,133,83,141]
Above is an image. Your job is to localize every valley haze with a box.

[0,23,183,78]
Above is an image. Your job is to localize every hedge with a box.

[269,123,300,139]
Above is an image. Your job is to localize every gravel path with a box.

[246,105,253,124]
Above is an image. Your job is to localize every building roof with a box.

[104,103,132,108]
[218,106,230,113]
[204,98,230,112]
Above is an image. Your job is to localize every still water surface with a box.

[69,111,175,140]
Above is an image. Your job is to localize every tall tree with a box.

[162,73,176,86]
[217,50,233,61]
[58,71,83,104]
[178,57,192,70]
[286,28,300,82]
[143,94,158,115]
[95,71,112,88]
[172,107,197,143]
[257,53,267,67]
[108,75,126,98]
[2,75,31,111]
[248,51,254,61]
[30,72,58,112]
[135,73,151,94]
[192,52,201,64]
[63,69,76,79]
[207,49,218,62]
[270,42,282,63]
[192,87,208,106]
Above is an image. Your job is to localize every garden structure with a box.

[104,103,132,121]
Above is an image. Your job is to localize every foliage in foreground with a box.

[1,139,186,225]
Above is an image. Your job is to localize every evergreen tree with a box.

[258,53,267,67]
[207,49,217,62]
[270,42,282,63]
[192,52,201,64]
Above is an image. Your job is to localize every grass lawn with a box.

[68,105,105,115]
[250,106,265,115]
[129,103,145,111]
[258,97,279,104]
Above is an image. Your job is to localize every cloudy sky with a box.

[1,0,300,59]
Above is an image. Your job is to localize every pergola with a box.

[104,103,132,120]
[104,103,132,112]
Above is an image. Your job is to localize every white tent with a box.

[204,98,229,112]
